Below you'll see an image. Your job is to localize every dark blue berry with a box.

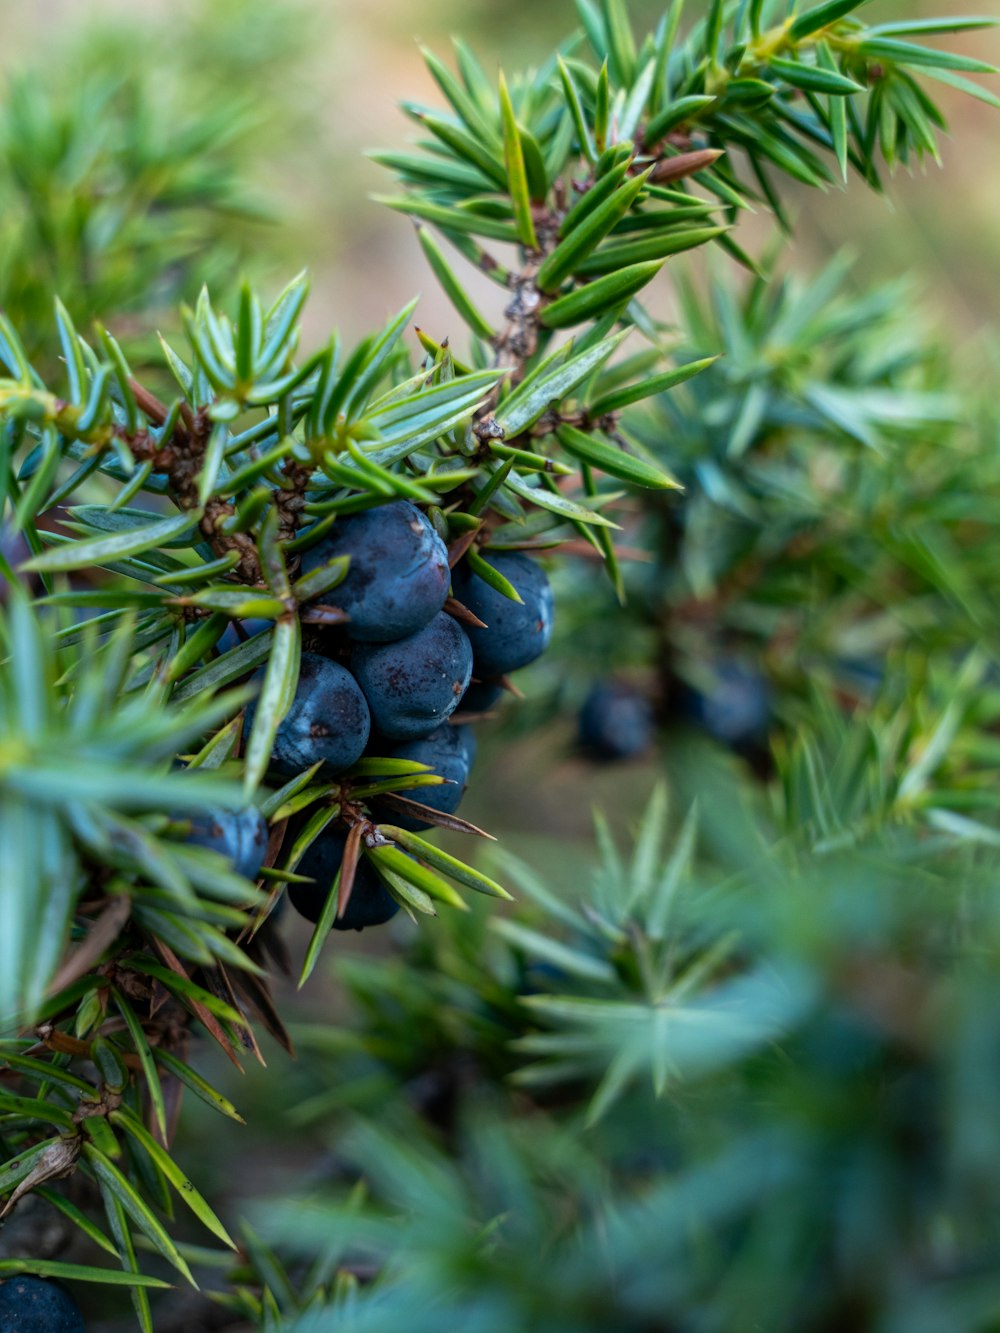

[0,527,30,604]
[289,828,399,931]
[455,679,504,715]
[299,501,450,642]
[183,805,269,880]
[352,612,472,741]
[246,652,371,776]
[218,617,271,654]
[676,659,771,750]
[375,724,475,831]
[518,959,568,997]
[578,682,654,761]
[451,552,553,678]
[836,658,883,696]
[0,1276,85,1332]
[463,726,479,770]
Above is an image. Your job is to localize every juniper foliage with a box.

[0,0,996,1328]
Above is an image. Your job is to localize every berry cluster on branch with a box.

[0,0,995,1322]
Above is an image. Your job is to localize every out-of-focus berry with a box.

[578,681,654,761]
[182,805,268,880]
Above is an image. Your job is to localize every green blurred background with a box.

[2,0,995,346]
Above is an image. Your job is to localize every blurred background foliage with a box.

[0,0,323,363]
[2,0,1000,1329]
[2,0,997,349]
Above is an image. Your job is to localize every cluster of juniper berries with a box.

[182,501,552,931]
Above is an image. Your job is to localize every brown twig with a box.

[46,896,132,997]
[151,939,245,1073]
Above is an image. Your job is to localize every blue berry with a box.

[289,828,399,931]
[676,659,771,750]
[455,679,504,715]
[352,612,472,741]
[0,1276,85,1332]
[183,805,269,880]
[518,960,568,997]
[836,658,883,696]
[246,652,371,776]
[463,726,479,770]
[299,501,450,642]
[579,682,653,761]
[218,617,271,654]
[451,552,553,678]
[0,527,30,604]
[376,724,475,831]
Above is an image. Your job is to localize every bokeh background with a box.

[2,0,996,343]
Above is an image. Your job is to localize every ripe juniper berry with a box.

[352,612,472,740]
[451,551,553,678]
[245,652,371,776]
[300,500,449,642]
[289,828,399,931]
